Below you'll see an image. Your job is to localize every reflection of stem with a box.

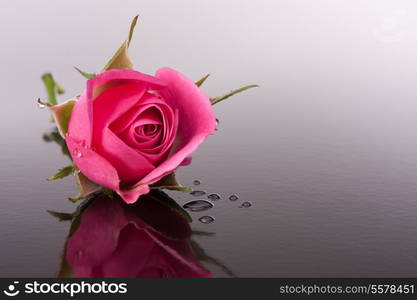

[190,239,237,278]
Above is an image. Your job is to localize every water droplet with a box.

[207,193,221,201]
[76,250,83,258]
[73,148,82,158]
[240,201,252,208]
[183,200,214,212]
[215,118,220,131]
[190,190,206,197]
[229,194,239,201]
[193,180,201,186]
[198,216,215,224]
[37,99,46,109]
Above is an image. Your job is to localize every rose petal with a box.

[127,67,216,188]
[88,69,167,101]
[66,136,119,190]
[92,83,155,183]
[67,92,93,147]
[118,184,150,204]
[100,128,154,183]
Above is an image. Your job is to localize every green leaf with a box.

[47,210,74,221]
[41,73,64,106]
[150,172,193,192]
[210,84,259,105]
[163,186,193,192]
[49,99,76,137]
[69,172,101,203]
[103,15,138,71]
[74,67,96,79]
[47,165,75,181]
[195,74,210,87]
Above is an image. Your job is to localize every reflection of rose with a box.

[66,69,216,203]
[65,193,212,277]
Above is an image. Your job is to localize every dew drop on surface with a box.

[190,190,206,197]
[207,193,221,201]
[76,250,83,258]
[183,200,214,212]
[240,201,252,208]
[73,148,82,158]
[198,216,215,224]
[193,180,201,186]
[229,194,239,201]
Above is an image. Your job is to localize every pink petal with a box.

[118,184,150,204]
[67,92,93,147]
[92,83,155,183]
[129,67,216,188]
[179,157,192,166]
[66,135,119,190]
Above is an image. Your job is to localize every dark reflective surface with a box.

[58,191,221,278]
[2,0,417,277]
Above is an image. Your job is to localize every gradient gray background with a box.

[1,0,417,277]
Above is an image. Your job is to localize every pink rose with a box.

[65,193,212,278]
[65,68,216,203]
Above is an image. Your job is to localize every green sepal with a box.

[48,99,76,137]
[69,172,101,203]
[47,165,75,181]
[150,172,193,193]
[74,67,96,79]
[46,210,74,221]
[195,74,210,87]
[103,15,138,70]
[210,84,259,105]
